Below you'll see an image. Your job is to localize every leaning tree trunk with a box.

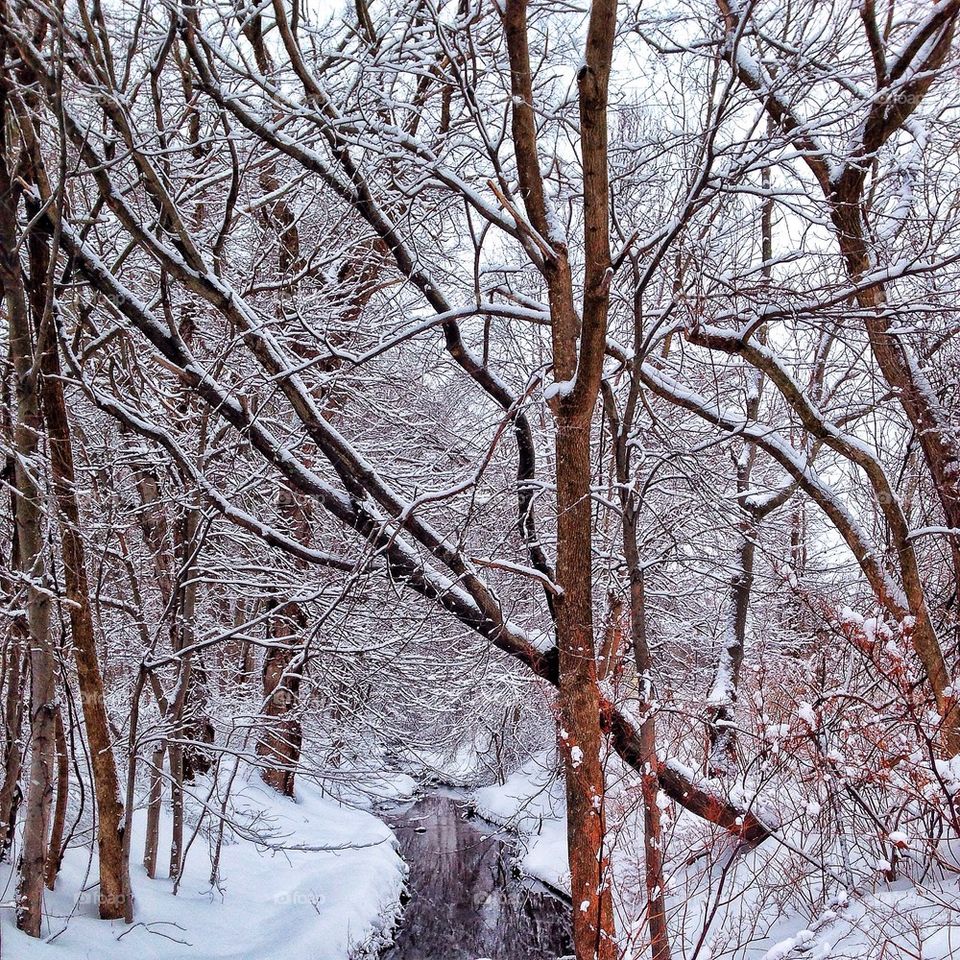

[717,0,960,756]
[832,198,960,756]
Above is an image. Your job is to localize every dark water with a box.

[382,793,573,960]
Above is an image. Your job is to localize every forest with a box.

[1,0,959,958]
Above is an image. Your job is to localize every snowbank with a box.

[472,754,960,958]
[472,754,570,895]
[1,774,405,960]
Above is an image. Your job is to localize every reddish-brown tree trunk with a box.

[26,206,132,919]
[554,423,617,960]
[1,119,56,939]
[502,0,620,954]
[832,202,960,756]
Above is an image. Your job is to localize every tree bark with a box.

[44,708,68,890]
[26,205,132,920]
[554,422,617,960]
[257,601,304,797]
[142,742,165,879]
[1,114,57,938]
[616,452,671,960]
[0,614,26,857]
[500,0,622,952]
[0,365,26,857]
[706,524,755,776]
[715,0,960,756]
[627,566,672,960]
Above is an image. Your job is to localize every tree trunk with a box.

[44,708,68,890]
[142,743,165,879]
[602,363,673,960]
[0,623,26,857]
[167,654,194,882]
[597,592,624,683]
[169,741,185,881]
[257,602,304,797]
[1,134,57,939]
[27,205,132,920]
[706,520,755,776]
[833,199,960,755]
[554,421,617,960]
[502,0,620,953]
[623,515,672,960]
[705,145,773,776]
[0,370,26,857]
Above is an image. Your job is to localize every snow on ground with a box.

[325,762,420,810]
[472,753,960,959]
[1,770,406,960]
[398,740,498,788]
[472,754,569,895]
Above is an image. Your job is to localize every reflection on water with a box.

[383,793,572,960]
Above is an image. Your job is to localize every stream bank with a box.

[381,792,572,960]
